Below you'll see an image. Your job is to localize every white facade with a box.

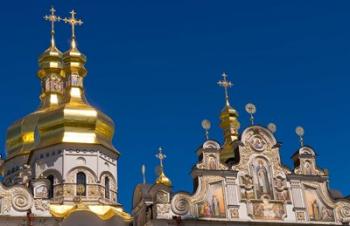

[0,142,130,226]
[132,126,350,226]
[28,143,118,205]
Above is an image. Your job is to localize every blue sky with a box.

[0,1,349,211]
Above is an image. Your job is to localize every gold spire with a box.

[63,10,83,50]
[63,10,87,103]
[38,6,64,108]
[44,6,61,48]
[155,147,172,187]
[217,72,232,106]
[64,10,83,38]
[217,73,240,163]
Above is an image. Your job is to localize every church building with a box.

[0,7,348,226]
[132,73,350,226]
[0,7,131,226]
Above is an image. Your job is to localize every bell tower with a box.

[28,9,120,206]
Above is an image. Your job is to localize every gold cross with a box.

[217,72,233,105]
[155,147,166,168]
[63,10,83,38]
[44,6,61,37]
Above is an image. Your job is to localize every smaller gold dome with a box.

[156,171,172,187]
[217,73,240,163]
[38,39,63,76]
[220,104,240,139]
[63,38,87,77]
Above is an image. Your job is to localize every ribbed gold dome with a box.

[219,104,240,163]
[32,37,117,153]
[5,14,117,161]
[156,171,172,187]
[6,24,65,159]
[217,73,240,163]
[220,104,240,141]
[6,112,41,159]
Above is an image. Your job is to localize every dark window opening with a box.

[47,175,54,199]
[105,176,110,199]
[76,172,86,196]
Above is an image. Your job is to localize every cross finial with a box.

[295,126,305,147]
[217,72,233,106]
[155,147,166,168]
[245,103,257,126]
[201,119,211,140]
[44,6,61,47]
[63,10,83,40]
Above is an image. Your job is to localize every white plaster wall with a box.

[63,150,99,181]
[3,155,29,184]
[98,152,117,180]
[33,151,63,180]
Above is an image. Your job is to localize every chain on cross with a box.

[217,72,233,105]
[63,10,83,38]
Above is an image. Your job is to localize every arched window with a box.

[105,176,110,199]
[47,175,54,199]
[76,172,86,196]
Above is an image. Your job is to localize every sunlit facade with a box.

[0,7,349,226]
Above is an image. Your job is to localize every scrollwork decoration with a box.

[171,194,190,215]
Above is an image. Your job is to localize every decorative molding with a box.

[171,194,190,216]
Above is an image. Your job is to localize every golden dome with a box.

[5,10,117,162]
[220,104,240,141]
[217,73,240,163]
[6,8,65,160]
[33,29,117,152]
[6,113,41,159]
[156,170,172,187]
[155,147,172,186]
[219,104,240,162]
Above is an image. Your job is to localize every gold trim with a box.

[49,204,133,222]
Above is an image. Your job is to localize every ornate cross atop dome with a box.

[155,147,172,187]
[63,10,83,39]
[217,72,233,106]
[156,147,166,168]
[44,6,61,48]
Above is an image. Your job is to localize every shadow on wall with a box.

[61,211,129,226]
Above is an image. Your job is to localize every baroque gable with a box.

[132,125,350,225]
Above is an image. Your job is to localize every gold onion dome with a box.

[220,104,240,142]
[155,147,172,187]
[6,7,65,160]
[34,10,117,152]
[5,9,117,162]
[37,35,65,108]
[156,171,172,187]
[217,73,240,163]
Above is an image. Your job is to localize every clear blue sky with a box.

[0,1,349,211]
